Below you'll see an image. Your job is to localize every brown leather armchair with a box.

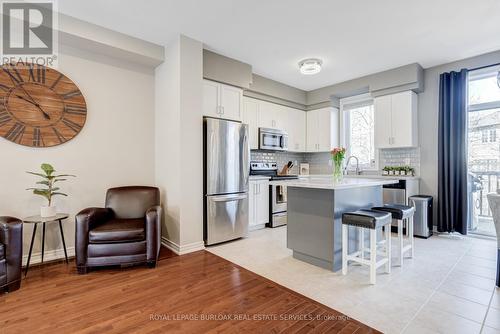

[0,217,23,293]
[75,186,161,274]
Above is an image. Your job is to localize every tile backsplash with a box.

[250,150,305,175]
[379,147,420,176]
[251,147,420,176]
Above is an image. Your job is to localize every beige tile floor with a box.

[207,227,500,334]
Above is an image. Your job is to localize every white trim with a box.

[22,247,75,267]
[161,237,205,255]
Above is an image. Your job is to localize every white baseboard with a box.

[161,237,205,255]
[249,224,266,231]
[22,247,75,266]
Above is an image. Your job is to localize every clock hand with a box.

[15,94,51,120]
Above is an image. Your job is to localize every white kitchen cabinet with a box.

[202,79,243,121]
[258,100,288,130]
[242,97,260,149]
[374,91,418,148]
[306,107,338,152]
[248,179,269,230]
[287,107,306,152]
[242,97,306,151]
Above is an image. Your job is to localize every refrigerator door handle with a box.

[210,193,248,202]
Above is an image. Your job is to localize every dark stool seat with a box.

[371,204,415,220]
[342,209,391,229]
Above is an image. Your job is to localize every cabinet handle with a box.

[221,106,225,115]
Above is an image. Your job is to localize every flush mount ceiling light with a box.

[299,58,322,75]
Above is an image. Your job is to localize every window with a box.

[482,130,488,143]
[340,94,376,169]
[490,129,497,142]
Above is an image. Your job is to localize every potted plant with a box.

[388,167,395,176]
[26,163,75,217]
[382,166,390,176]
[331,147,346,183]
[400,166,407,176]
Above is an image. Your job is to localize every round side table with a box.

[23,213,70,277]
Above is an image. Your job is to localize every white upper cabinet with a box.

[258,100,287,130]
[242,97,306,151]
[287,107,306,152]
[306,107,338,152]
[242,97,260,150]
[374,91,418,148]
[203,79,243,121]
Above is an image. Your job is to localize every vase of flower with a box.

[331,147,346,183]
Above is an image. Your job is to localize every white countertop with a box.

[301,174,420,180]
[269,176,398,190]
[249,175,271,181]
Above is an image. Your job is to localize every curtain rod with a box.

[468,62,500,72]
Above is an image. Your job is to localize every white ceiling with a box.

[58,0,500,91]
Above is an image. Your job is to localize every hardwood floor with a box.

[0,248,379,334]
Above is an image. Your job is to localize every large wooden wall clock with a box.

[0,62,87,147]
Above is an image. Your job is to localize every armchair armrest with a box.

[145,205,162,262]
[0,217,23,285]
[75,208,112,268]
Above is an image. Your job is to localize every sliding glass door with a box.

[467,66,500,236]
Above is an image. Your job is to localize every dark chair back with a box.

[105,186,160,219]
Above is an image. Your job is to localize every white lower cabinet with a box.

[248,179,269,230]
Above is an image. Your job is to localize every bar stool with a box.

[372,204,415,267]
[342,209,392,284]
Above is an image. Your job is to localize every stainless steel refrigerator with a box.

[204,117,250,245]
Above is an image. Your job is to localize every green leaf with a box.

[32,189,51,200]
[53,179,67,183]
[51,187,60,192]
[36,181,50,186]
[51,192,68,197]
[53,174,76,178]
[41,163,54,176]
[26,171,49,178]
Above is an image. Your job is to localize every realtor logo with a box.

[1,1,57,66]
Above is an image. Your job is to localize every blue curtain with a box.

[438,69,468,234]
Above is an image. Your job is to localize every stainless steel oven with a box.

[259,128,288,151]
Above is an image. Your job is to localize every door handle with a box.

[221,106,225,114]
[211,193,247,202]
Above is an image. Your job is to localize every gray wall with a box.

[418,49,500,224]
[203,49,252,89]
[306,63,424,108]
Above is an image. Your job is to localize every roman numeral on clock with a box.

[0,83,10,92]
[52,127,66,143]
[62,90,82,100]
[62,118,82,133]
[50,73,64,90]
[64,104,87,115]
[33,127,43,147]
[0,108,11,127]
[2,67,23,85]
[28,65,46,84]
[5,122,25,143]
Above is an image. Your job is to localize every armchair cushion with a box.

[89,219,145,244]
[0,243,4,260]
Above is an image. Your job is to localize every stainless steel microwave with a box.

[259,128,288,151]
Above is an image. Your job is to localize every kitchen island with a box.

[269,176,398,272]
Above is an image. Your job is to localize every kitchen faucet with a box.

[343,155,361,175]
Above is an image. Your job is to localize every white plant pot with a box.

[389,171,394,175]
[401,171,406,176]
[40,206,56,217]
[395,171,400,175]
[382,171,389,175]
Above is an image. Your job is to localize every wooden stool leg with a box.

[342,224,348,275]
[385,225,391,273]
[409,215,414,258]
[370,229,377,284]
[398,219,404,267]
